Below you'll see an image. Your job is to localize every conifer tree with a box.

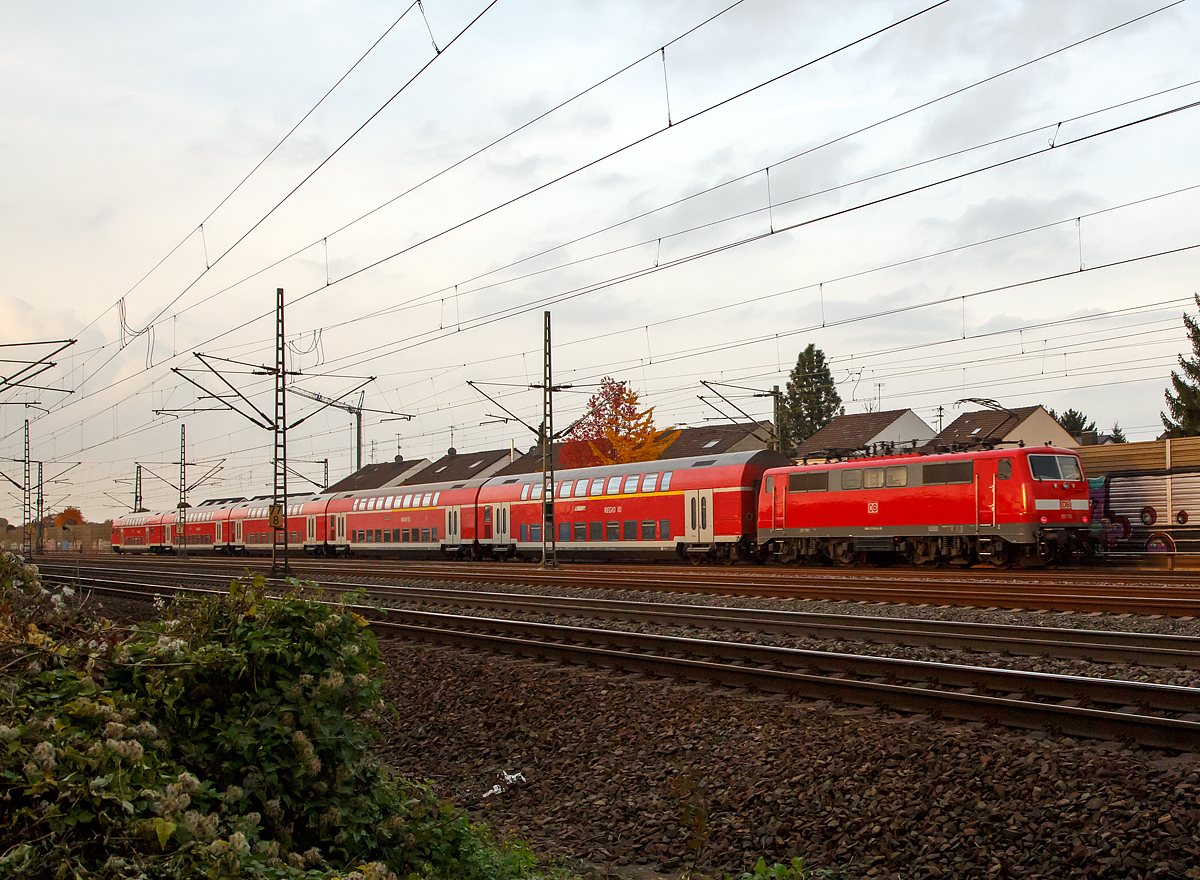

[1162,294,1200,437]
[779,344,843,453]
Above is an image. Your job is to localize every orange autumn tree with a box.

[53,507,87,527]
[561,377,679,467]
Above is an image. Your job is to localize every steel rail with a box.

[61,555,1200,615]
[40,561,1200,668]
[77,579,1200,752]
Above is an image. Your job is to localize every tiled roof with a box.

[491,422,773,475]
[794,410,913,457]
[403,448,517,484]
[930,406,1040,448]
[326,460,424,493]
[659,422,772,458]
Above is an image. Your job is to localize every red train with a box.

[111,446,1092,566]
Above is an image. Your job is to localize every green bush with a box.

[0,556,540,880]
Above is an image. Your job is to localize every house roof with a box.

[326,460,425,493]
[928,405,1041,449]
[402,448,517,484]
[794,409,915,457]
[491,422,773,475]
[659,422,773,458]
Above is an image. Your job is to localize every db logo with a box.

[1060,500,1071,510]
[867,502,879,515]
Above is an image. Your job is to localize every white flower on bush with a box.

[106,738,144,762]
[228,832,251,858]
[30,741,56,771]
[0,725,19,742]
[176,771,200,794]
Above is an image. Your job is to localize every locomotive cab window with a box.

[998,459,1013,480]
[1028,454,1082,481]
[764,476,774,494]
[885,466,908,488]
[841,469,863,490]
[863,468,884,489]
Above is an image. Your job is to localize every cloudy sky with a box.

[2,0,1199,521]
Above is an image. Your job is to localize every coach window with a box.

[623,520,637,539]
[885,466,909,488]
[606,521,620,541]
[532,484,543,500]
[383,530,391,543]
[402,529,410,542]
[521,484,531,501]
[557,481,570,498]
[571,522,584,541]
[422,493,433,507]
[589,521,603,541]
[431,527,437,542]
[764,475,774,494]
[574,481,590,498]
[421,528,431,543]
[530,524,541,542]
[642,473,658,492]
[998,459,1013,480]
[590,478,606,496]
[660,519,671,540]
[661,472,674,491]
[623,475,640,494]
[641,520,656,540]
[863,468,885,489]
[690,497,698,530]
[841,469,863,490]
[483,507,492,525]
[385,496,395,509]
[607,476,623,494]
[366,530,374,543]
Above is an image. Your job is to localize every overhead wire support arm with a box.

[466,380,544,437]
[698,380,776,446]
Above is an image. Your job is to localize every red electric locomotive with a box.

[757,446,1091,565]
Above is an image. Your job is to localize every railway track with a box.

[42,560,1200,669]
[48,562,1200,752]
[44,553,1200,616]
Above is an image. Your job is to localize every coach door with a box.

[335,513,347,544]
[493,502,511,546]
[306,516,316,546]
[684,489,714,543]
[445,506,461,545]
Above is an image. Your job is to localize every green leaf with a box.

[153,817,176,850]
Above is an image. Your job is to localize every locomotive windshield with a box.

[1028,454,1083,481]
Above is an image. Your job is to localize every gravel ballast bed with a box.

[374,582,1200,688]
[379,639,1200,880]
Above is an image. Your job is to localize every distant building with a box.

[404,448,518,484]
[491,421,774,476]
[325,457,431,493]
[793,409,935,460]
[928,405,1076,451]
